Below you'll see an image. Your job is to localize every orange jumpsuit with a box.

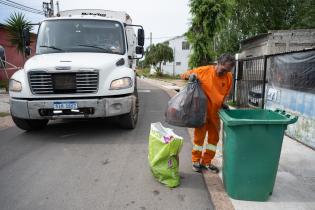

[181,65,232,165]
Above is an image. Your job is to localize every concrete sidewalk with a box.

[143,77,315,210]
[213,134,315,210]
[0,93,10,113]
[0,93,13,130]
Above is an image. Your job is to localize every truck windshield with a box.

[36,19,125,55]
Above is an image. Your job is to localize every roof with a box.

[240,33,269,45]
[268,29,315,33]
[240,29,315,45]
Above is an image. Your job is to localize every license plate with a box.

[53,102,78,110]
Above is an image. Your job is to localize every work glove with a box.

[188,74,197,82]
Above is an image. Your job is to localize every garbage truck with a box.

[8,9,145,130]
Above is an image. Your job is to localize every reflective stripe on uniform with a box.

[192,144,203,151]
[205,144,217,152]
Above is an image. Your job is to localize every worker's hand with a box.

[188,74,197,82]
[222,104,230,110]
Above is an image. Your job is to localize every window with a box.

[176,62,181,66]
[36,19,125,55]
[182,41,190,50]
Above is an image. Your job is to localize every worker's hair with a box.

[217,54,236,66]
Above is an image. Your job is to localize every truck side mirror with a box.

[134,46,144,59]
[22,28,30,46]
[137,29,145,47]
[136,46,144,55]
[25,46,31,56]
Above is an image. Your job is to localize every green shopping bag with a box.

[148,122,183,188]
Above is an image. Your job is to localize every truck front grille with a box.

[29,71,99,94]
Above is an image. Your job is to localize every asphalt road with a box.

[0,80,213,210]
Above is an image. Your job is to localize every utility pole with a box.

[43,0,54,17]
[173,47,175,77]
[56,1,60,16]
[50,0,54,16]
[149,32,153,74]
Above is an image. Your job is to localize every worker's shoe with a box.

[192,162,202,173]
[202,164,220,174]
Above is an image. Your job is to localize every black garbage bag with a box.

[165,74,207,128]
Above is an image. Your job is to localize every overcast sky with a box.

[0,0,191,47]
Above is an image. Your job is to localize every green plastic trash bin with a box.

[219,109,298,201]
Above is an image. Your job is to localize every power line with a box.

[0,0,44,15]
[5,0,43,13]
[0,1,44,14]
[145,36,178,40]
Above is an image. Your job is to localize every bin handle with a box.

[274,109,298,124]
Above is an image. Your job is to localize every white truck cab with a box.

[9,9,145,130]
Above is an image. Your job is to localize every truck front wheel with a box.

[119,94,139,129]
[12,116,48,131]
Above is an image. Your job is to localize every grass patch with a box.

[153,73,181,80]
[0,80,9,92]
[227,100,237,107]
[0,112,10,117]
[136,68,180,80]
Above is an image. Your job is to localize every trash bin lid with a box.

[219,109,298,126]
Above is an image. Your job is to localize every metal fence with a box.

[230,56,267,108]
[229,48,315,109]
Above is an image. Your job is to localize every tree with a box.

[5,12,32,58]
[144,43,174,75]
[187,0,233,68]
[187,0,315,67]
[289,0,315,29]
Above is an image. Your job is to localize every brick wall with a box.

[0,27,36,80]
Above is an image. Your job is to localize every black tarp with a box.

[268,50,315,94]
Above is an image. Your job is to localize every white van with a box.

[9,9,145,130]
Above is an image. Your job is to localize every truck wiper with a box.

[77,44,112,53]
[40,45,64,51]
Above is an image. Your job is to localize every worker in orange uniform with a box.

[181,54,236,173]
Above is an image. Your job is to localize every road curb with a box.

[141,78,235,210]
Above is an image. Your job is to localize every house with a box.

[0,23,36,80]
[236,29,315,149]
[239,29,315,59]
[161,35,191,76]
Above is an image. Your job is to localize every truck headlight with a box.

[9,79,22,92]
[110,77,132,90]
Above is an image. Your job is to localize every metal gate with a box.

[232,56,267,108]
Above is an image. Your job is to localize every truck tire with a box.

[12,116,48,131]
[119,92,139,129]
